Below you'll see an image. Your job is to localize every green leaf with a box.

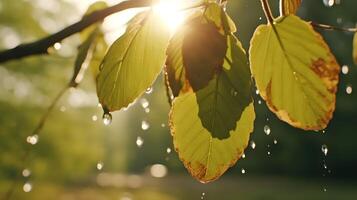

[249,15,340,130]
[196,35,253,139]
[168,5,254,182]
[353,32,357,64]
[280,0,302,16]
[97,11,170,111]
[81,1,108,40]
[183,20,227,92]
[88,32,108,79]
[70,27,101,86]
[170,93,255,183]
[165,27,187,97]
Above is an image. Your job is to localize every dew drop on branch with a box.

[97,162,104,170]
[92,115,98,121]
[241,168,246,174]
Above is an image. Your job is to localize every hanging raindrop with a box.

[146,87,153,94]
[102,112,112,126]
[250,141,256,149]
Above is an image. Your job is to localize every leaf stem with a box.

[260,0,274,24]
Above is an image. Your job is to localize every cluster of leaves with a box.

[77,0,344,183]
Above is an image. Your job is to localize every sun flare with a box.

[153,0,188,33]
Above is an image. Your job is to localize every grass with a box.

[1,175,356,200]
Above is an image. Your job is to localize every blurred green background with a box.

[0,0,356,199]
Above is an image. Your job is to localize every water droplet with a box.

[323,0,334,7]
[264,125,271,135]
[150,164,167,178]
[201,192,206,199]
[26,135,39,145]
[166,147,172,154]
[341,65,349,74]
[92,115,98,121]
[250,141,256,149]
[242,153,246,159]
[97,162,104,170]
[146,87,153,94]
[97,103,102,108]
[321,144,328,156]
[161,123,166,128]
[255,89,260,95]
[136,136,144,147]
[53,42,61,50]
[241,168,246,174]
[323,164,328,169]
[145,108,150,113]
[323,188,327,192]
[346,85,352,94]
[22,169,31,177]
[267,151,271,156]
[258,100,262,104]
[259,17,262,20]
[23,182,32,192]
[102,113,112,126]
[141,120,150,130]
[140,98,149,109]
[273,139,278,144]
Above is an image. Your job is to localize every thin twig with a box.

[312,22,357,33]
[260,0,274,24]
[2,86,68,200]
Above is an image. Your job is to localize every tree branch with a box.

[312,22,357,33]
[0,0,152,64]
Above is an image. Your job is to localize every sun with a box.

[153,0,187,33]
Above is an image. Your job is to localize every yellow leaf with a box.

[280,0,302,16]
[249,15,340,130]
